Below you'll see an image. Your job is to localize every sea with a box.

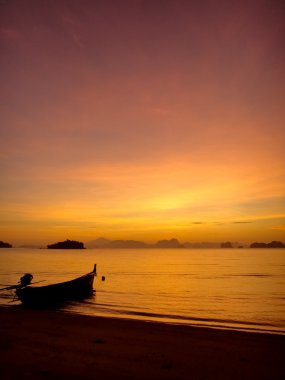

[0,248,284,334]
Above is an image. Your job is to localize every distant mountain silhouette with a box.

[87,238,148,248]
[86,238,250,249]
[87,237,183,248]
[108,240,148,249]
[46,238,285,250]
[221,241,233,248]
[0,241,12,248]
[152,238,184,248]
[250,241,285,248]
[87,237,112,248]
[184,241,221,248]
[47,239,85,249]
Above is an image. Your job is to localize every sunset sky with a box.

[1,0,284,245]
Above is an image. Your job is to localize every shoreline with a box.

[79,314,285,336]
[2,302,284,336]
[1,306,285,379]
[63,308,285,336]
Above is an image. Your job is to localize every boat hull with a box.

[16,271,96,307]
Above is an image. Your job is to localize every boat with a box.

[15,264,97,307]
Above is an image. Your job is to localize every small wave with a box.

[244,274,272,277]
[121,310,272,327]
[71,303,284,334]
[81,300,277,328]
[226,273,273,278]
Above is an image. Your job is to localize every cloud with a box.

[271,225,285,231]
[233,221,253,224]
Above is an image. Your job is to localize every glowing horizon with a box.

[1,1,284,246]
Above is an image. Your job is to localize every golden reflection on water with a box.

[0,248,284,333]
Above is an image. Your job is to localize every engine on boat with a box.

[20,273,33,287]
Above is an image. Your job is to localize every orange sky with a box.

[1,0,284,245]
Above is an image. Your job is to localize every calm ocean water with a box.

[0,248,284,334]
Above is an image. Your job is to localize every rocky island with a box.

[250,241,285,248]
[0,241,12,248]
[47,239,85,249]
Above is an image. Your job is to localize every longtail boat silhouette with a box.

[1,264,97,306]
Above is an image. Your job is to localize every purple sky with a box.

[1,0,284,244]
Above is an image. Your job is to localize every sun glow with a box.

[1,1,284,245]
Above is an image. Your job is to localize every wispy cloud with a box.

[271,225,285,231]
[233,221,253,224]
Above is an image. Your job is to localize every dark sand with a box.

[0,306,284,380]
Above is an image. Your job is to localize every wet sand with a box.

[0,306,284,380]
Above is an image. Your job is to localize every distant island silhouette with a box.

[47,239,85,249]
[250,241,285,248]
[0,240,12,248]
[87,238,185,249]
[87,238,242,249]
[154,238,184,248]
[221,241,233,248]
[4,238,285,249]
[86,238,284,249]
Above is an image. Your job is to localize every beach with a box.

[0,306,284,380]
